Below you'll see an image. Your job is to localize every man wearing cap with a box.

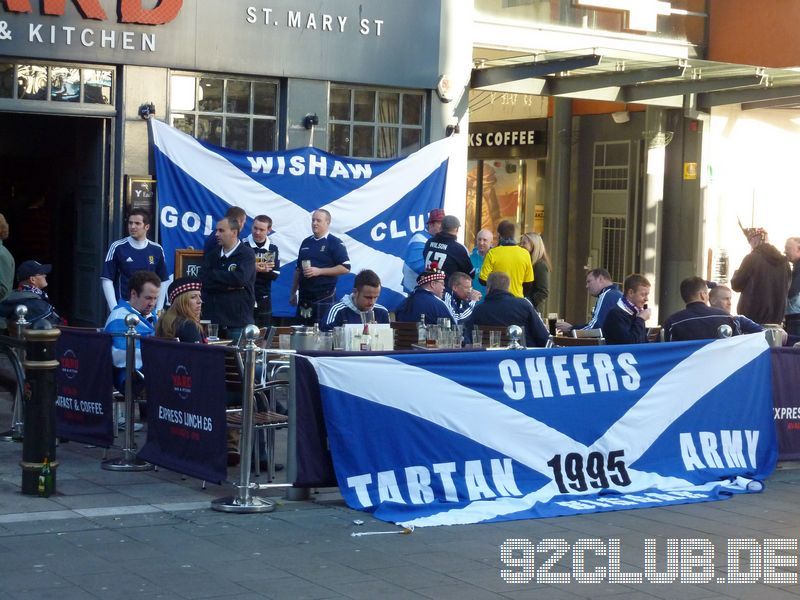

[394,265,456,325]
[731,227,791,324]
[402,208,444,294]
[324,269,391,329]
[423,215,475,282]
[0,260,61,326]
[101,208,168,313]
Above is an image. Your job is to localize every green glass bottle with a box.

[38,456,52,497]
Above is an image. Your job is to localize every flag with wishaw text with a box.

[308,334,777,527]
[152,119,455,316]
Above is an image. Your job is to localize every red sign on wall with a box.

[2,0,183,25]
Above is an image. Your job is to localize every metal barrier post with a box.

[102,313,153,471]
[213,325,277,512]
[19,322,60,495]
[6,305,29,441]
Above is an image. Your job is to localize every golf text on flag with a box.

[307,334,777,527]
[152,119,457,316]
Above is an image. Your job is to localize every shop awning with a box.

[471,48,800,110]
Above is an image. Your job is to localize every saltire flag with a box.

[151,119,457,316]
[307,334,777,527]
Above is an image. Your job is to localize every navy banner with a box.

[55,328,114,447]
[771,347,800,460]
[308,334,777,527]
[139,337,228,484]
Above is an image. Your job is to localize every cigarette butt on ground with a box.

[351,526,414,537]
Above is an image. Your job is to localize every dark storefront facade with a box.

[0,0,461,325]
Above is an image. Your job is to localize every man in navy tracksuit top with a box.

[290,209,350,326]
[603,273,652,345]
[201,216,255,342]
[324,269,391,329]
[394,265,456,325]
[663,276,740,341]
[556,268,622,335]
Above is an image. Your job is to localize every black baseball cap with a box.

[17,260,52,281]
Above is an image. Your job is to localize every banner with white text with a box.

[55,329,115,448]
[138,337,228,484]
[309,334,777,527]
[152,119,455,316]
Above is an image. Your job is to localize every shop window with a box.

[0,64,13,98]
[169,74,279,151]
[12,62,113,105]
[328,84,425,158]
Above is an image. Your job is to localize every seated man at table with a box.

[463,271,549,347]
[603,273,651,345]
[443,271,480,324]
[394,263,455,325]
[324,269,390,329]
[709,284,764,334]
[663,276,740,341]
[103,270,161,431]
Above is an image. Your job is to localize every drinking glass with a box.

[489,330,501,348]
[333,326,346,350]
[207,323,219,340]
[472,328,483,348]
[426,325,439,347]
[279,334,291,350]
[547,313,559,336]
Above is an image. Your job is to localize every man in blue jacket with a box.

[603,273,652,345]
[557,268,622,335]
[463,271,549,347]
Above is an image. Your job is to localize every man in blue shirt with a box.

[709,285,764,334]
[324,269,390,329]
[470,228,493,296]
[104,270,161,430]
[401,208,444,293]
[290,209,350,326]
[102,208,168,313]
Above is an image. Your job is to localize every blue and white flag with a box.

[308,334,777,527]
[152,119,456,316]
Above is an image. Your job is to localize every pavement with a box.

[4,390,800,599]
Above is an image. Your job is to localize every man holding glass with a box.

[324,269,390,329]
[290,209,350,326]
[243,214,280,328]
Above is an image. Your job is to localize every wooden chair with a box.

[474,324,514,347]
[547,335,606,348]
[573,328,603,339]
[391,321,419,350]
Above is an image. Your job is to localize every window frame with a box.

[167,72,280,152]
